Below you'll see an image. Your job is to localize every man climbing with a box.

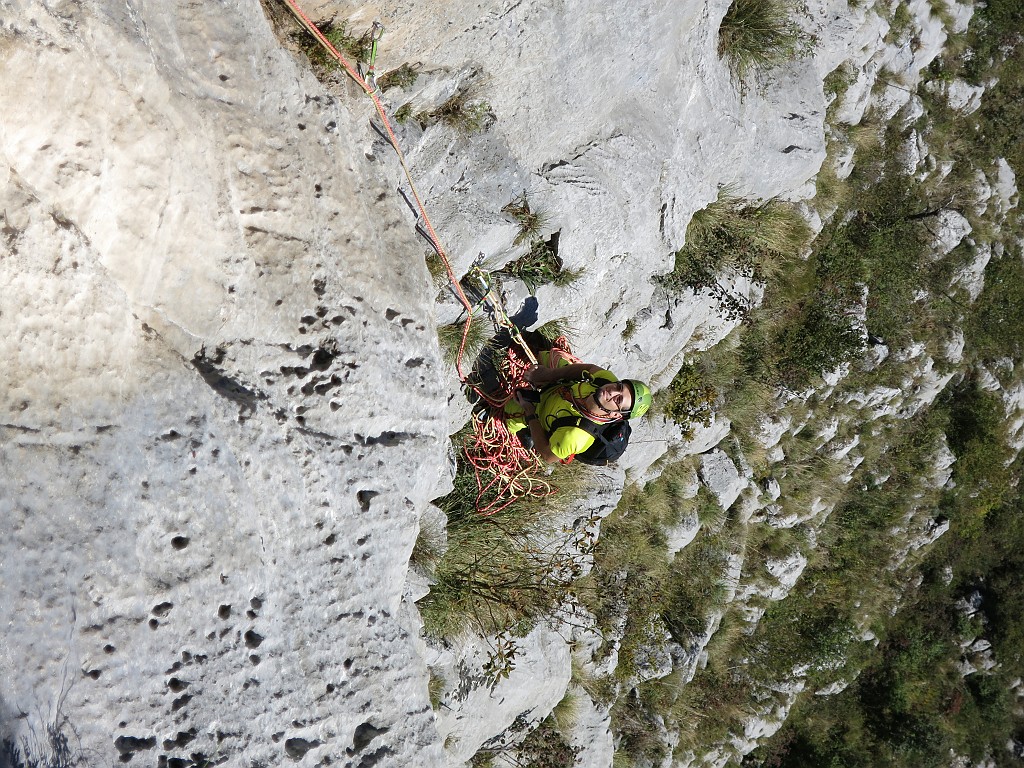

[503,357,652,465]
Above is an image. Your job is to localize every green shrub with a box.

[513,718,581,768]
[662,529,734,644]
[964,244,1024,364]
[419,452,591,639]
[663,362,717,437]
[295,19,374,71]
[942,382,1013,535]
[659,192,810,322]
[500,239,583,292]
[394,102,414,124]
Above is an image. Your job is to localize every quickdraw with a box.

[362,21,385,92]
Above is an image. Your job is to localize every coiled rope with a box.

[280,1,554,512]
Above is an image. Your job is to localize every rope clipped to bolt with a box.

[280,1,552,512]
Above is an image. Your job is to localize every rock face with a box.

[1,2,447,766]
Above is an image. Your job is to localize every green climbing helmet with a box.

[623,380,652,419]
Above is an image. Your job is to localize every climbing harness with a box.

[281,1,552,513]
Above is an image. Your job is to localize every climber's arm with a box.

[524,362,601,389]
[514,393,559,464]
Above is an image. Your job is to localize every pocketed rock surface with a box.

[1,2,446,766]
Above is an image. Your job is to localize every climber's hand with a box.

[523,365,543,388]
[514,391,536,417]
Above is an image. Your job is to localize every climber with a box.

[504,358,652,465]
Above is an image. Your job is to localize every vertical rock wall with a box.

[1,1,447,766]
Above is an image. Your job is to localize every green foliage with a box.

[659,191,811,319]
[887,2,914,40]
[717,0,807,81]
[749,481,1024,768]
[771,290,866,390]
[964,244,1024,364]
[585,463,697,678]
[535,316,577,345]
[749,134,961,389]
[513,717,582,768]
[295,19,374,71]
[941,381,1013,535]
[393,102,414,124]
[418,450,592,640]
[663,362,717,438]
[659,191,811,322]
[377,62,420,91]
[662,528,734,644]
[500,239,583,293]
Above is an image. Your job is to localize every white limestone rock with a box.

[925,77,986,114]
[566,687,614,768]
[430,623,571,764]
[750,552,808,602]
[993,158,1019,216]
[667,509,702,560]
[927,209,973,258]
[1,3,450,767]
[699,450,747,511]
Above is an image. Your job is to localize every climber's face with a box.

[596,381,633,415]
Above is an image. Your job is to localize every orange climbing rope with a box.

[280,2,554,512]
[280,0,482,378]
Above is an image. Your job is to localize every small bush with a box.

[420,453,592,639]
[394,103,414,124]
[964,243,1024,363]
[659,191,810,322]
[663,362,717,438]
[662,528,734,644]
[513,718,581,768]
[718,0,806,80]
[296,19,374,72]
[500,238,583,292]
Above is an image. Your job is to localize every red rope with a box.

[463,417,555,516]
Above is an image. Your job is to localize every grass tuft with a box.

[437,318,492,366]
[377,62,420,91]
[421,90,494,134]
[535,316,578,345]
[503,192,551,246]
[718,0,806,81]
